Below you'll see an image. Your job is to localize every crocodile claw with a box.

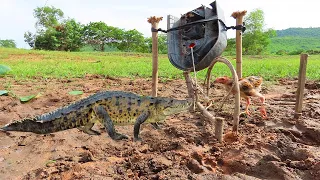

[151,122,162,130]
[112,133,128,140]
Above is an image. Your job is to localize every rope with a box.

[151,18,246,33]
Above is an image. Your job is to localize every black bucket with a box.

[167,1,227,71]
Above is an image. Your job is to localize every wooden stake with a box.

[231,11,247,79]
[215,117,224,143]
[196,102,224,142]
[147,16,163,97]
[294,54,309,119]
[183,71,194,99]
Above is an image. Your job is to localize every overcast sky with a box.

[0,0,318,48]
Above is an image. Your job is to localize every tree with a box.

[158,33,168,54]
[243,9,276,55]
[34,19,84,51]
[0,39,16,48]
[25,6,65,49]
[143,34,168,54]
[26,6,84,51]
[33,6,64,29]
[223,38,236,55]
[117,29,145,52]
[55,19,84,51]
[34,27,60,50]
[83,22,123,51]
[24,31,35,48]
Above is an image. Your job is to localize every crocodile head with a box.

[157,97,193,116]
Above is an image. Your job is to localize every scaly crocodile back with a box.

[1,91,141,133]
[1,91,192,134]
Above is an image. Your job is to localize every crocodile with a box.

[1,91,192,141]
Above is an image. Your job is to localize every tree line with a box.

[276,27,320,38]
[23,6,167,53]
[25,6,275,55]
[3,6,316,55]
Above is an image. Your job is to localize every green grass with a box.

[0,47,319,81]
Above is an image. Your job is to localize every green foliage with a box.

[24,31,35,48]
[34,27,60,50]
[0,39,16,48]
[243,9,276,55]
[34,6,64,29]
[68,90,84,95]
[27,6,83,51]
[24,5,169,53]
[276,27,320,38]
[117,29,145,52]
[82,21,123,51]
[56,19,84,51]
[0,64,11,75]
[224,38,236,55]
[306,49,320,55]
[158,34,168,54]
[139,33,167,54]
[0,90,9,96]
[269,28,320,54]
[19,94,37,103]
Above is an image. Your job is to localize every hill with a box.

[276,27,320,38]
[269,27,320,54]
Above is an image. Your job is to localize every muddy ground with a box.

[0,75,319,180]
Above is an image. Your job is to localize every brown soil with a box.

[0,76,319,180]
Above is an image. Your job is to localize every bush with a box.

[276,50,288,55]
[288,49,305,55]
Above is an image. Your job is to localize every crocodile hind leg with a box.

[93,105,128,140]
[134,111,150,141]
[78,122,101,135]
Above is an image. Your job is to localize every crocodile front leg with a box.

[78,122,101,135]
[134,111,150,141]
[93,105,128,140]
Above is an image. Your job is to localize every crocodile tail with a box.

[1,118,57,134]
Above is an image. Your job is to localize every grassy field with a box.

[0,48,319,81]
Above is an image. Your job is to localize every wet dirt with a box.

[0,76,319,180]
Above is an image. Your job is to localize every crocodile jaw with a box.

[162,98,193,116]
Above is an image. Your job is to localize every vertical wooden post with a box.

[294,54,309,119]
[215,117,224,143]
[183,71,194,99]
[231,11,247,79]
[147,16,163,97]
[196,102,225,142]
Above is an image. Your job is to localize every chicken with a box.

[214,76,267,118]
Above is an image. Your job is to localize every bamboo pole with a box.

[294,54,309,119]
[231,11,247,79]
[147,16,163,97]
